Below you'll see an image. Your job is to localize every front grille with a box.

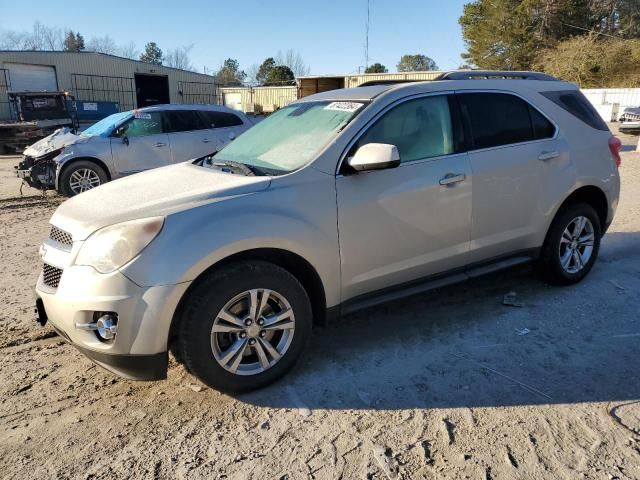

[42,263,63,289]
[49,226,73,247]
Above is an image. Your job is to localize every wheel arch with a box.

[168,248,328,357]
[553,185,609,232]
[56,156,112,190]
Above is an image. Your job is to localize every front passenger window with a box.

[356,95,454,163]
[124,112,164,137]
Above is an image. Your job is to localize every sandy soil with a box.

[1,130,639,480]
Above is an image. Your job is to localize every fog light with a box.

[96,314,118,340]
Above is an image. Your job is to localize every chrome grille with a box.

[49,226,73,247]
[42,263,63,289]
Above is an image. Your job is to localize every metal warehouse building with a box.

[0,51,219,120]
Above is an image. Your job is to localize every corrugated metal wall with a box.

[221,86,297,113]
[0,51,218,119]
[344,71,443,87]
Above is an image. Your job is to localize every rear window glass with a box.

[541,90,609,131]
[166,110,207,133]
[201,111,244,128]
[459,92,534,149]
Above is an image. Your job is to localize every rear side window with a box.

[201,110,244,128]
[165,110,207,133]
[355,95,454,163]
[541,90,608,131]
[459,92,555,149]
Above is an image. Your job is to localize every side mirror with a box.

[347,143,400,173]
[122,135,129,146]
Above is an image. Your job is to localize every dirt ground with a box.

[1,129,639,480]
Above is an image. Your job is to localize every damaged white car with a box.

[16,104,252,196]
[619,106,640,135]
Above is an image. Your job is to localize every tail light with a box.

[609,136,622,168]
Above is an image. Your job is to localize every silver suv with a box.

[34,71,622,392]
[17,104,251,196]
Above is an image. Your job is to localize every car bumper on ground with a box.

[620,121,640,134]
[35,264,190,381]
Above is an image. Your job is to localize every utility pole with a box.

[364,0,370,70]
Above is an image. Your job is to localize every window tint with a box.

[541,90,609,131]
[124,112,164,137]
[165,110,207,133]
[201,110,244,128]
[460,93,535,149]
[530,106,556,139]
[355,95,453,163]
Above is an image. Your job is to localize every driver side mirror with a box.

[347,143,400,173]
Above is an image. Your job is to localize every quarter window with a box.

[355,95,454,163]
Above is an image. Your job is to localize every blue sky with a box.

[0,0,469,75]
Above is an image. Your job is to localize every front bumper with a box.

[35,261,189,381]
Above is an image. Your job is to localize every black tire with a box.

[59,160,109,197]
[539,202,602,285]
[176,261,313,393]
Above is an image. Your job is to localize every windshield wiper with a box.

[212,160,266,176]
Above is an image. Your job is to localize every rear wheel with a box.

[59,160,108,196]
[539,202,601,285]
[176,261,313,392]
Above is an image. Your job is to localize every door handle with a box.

[154,142,167,148]
[202,139,212,143]
[538,151,559,161]
[439,173,466,186]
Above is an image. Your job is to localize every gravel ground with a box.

[1,129,639,480]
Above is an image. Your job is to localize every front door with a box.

[336,94,472,301]
[110,111,171,174]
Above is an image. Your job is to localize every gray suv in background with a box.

[34,71,621,392]
[17,104,252,196]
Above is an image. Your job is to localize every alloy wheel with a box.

[69,168,102,194]
[210,289,295,376]
[558,216,595,274]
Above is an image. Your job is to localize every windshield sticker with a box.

[133,111,151,119]
[324,102,363,113]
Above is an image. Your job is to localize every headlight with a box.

[75,217,164,273]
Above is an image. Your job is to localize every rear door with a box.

[200,110,247,151]
[457,91,561,262]
[110,111,171,174]
[165,110,214,162]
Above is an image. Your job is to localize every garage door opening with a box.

[134,74,169,107]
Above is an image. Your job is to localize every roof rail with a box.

[358,79,429,87]
[436,70,558,81]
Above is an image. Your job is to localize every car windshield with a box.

[213,100,366,173]
[81,111,132,137]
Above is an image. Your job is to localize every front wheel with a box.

[539,202,602,285]
[59,160,108,196]
[176,261,313,392]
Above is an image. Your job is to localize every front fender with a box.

[120,171,341,307]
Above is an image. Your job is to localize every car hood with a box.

[23,128,87,157]
[50,162,272,240]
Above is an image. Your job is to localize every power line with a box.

[561,22,624,39]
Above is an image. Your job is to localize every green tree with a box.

[140,42,163,65]
[459,0,640,70]
[63,31,85,52]
[397,54,438,72]
[365,63,388,73]
[215,58,247,86]
[264,65,295,85]
[256,57,276,84]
